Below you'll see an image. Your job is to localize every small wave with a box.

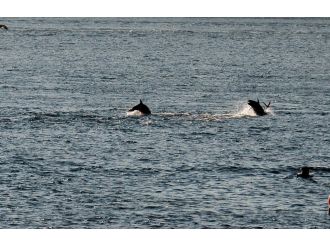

[26,111,115,124]
[0,85,18,90]
[0,118,13,123]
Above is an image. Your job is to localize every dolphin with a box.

[248,99,270,116]
[128,99,151,115]
[297,166,313,179]
[0,24,8,30]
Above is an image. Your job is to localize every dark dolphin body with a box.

[296,166,317,183]
[128,100,151,115]
[0,24,8,30]
[297,166,313,179]
[248,99,270,116]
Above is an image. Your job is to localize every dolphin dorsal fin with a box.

[262,101,271,108]
[140,99,143,104]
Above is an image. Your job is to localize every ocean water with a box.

[0,18,329,228]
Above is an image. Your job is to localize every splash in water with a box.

[232,103,257,118]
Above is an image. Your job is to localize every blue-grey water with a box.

[0,18,329,228]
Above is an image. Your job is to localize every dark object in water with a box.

[328,195,330,215]
[248,99,271,116]
[297,166,313,179]
[128,99,151,115]
[0,24,8,30]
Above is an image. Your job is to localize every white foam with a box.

[126,110,143,117]
[265,107,274,115]
[142,119,153,125]
[154,112,191,117]
[151,104,256,121]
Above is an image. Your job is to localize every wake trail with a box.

[125,101,274,121]
[152,102,273,121]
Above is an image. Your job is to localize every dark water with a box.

[0,18,329,228]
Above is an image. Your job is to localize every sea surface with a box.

[0,18,329,228]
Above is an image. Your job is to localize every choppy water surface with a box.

[0,18,329,228]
